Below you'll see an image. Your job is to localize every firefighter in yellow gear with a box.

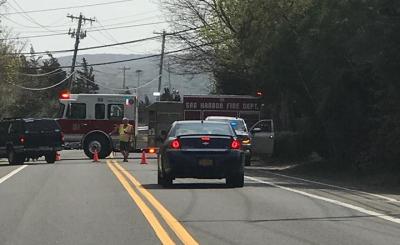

[110,117,133,162]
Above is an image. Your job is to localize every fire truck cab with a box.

[57,93,138,159]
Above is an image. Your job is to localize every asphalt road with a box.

[1,150,399,245]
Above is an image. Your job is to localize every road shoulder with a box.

[248,157,400,202]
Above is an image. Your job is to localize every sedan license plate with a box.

[199,159,213,167]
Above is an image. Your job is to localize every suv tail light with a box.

[19,136,25,144]
[170,139,181,149]
[231,139,241,149]
[61,132,65,142]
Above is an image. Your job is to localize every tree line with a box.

[162,0,400,170]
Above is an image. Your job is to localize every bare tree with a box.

[159,0,240,75]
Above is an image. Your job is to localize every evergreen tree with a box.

[72,58,99,94]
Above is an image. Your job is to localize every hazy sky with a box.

[0,0,169,56]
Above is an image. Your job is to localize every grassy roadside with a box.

[251,155,400,196]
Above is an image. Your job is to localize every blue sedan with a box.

[157,121,245,187]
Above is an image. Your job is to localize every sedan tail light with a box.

[170,139,181,149]
[231,139,241,149]
[201,136,210,142]
[19,136,25,144]
[61,132,65,142]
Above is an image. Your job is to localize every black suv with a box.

[0,118,64,164]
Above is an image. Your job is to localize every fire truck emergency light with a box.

[59,91,70,99]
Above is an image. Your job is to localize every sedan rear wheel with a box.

[158,161,173,187]
[226,173,244,188]
[158,172,173,187]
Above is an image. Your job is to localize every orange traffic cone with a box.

[56,152,61,161]
[140,150,148,165]
[93,149,99,162]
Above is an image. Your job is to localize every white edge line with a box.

[248,166,399,203]
[0,165,28,184]
[245,176,400,225]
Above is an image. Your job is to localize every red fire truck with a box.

[57,92,138,159]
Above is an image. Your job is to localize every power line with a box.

[1,15,69,29]
[3,0,135,16]
[8,0,61,34]
[91,21,166,32]
[16,69,65,77]
[7,71,75,91]
[94,19,136,53]
[81,74,161,92]
[0,21,166,40]
[4,14,162,31]
[0,32,67,40]
[5,36,160,55]
[8,17,164,34]
[2,28,199,54]
[100,10,159,22]
[55,44,215,68]
[93,69,120,76]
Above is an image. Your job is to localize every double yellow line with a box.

[107,160,198,245]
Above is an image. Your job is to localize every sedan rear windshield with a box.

[173,123,233,136]
[25,120,60,132]
[207,119,247,132]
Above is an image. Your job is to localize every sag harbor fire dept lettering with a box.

[185,102,259,111]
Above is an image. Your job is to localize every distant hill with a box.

[57,54,212,101]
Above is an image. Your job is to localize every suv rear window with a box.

[25,120,60,132]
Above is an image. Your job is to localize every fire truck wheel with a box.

[83,134,112,159]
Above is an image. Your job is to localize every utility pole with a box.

[167,61,172,90]
[156,30,166,93]
[135,69,143,88]
[67,13,95,90]
[135,69,143,131]
[118,66,131,89]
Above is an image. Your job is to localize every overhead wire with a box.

[1,15,69,29]
[8,17,165,34]
[15,68,64,77]
[5,36,160,55]
[93,69,120,76]
[54,43,216,68]
[3,28,200,55]
[7,71,75,91]
[94,19,136,53]
[3,0,136,16]
[99,10,159,22]
[8,0,62,34]
[80,74,161,92]
[0,32,67,40]
[4,13,163,33]
[1,21,166,40]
